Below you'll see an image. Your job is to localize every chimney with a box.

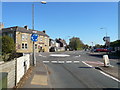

[24,25,29,30]
[43,30,46,33]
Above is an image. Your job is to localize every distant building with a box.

[49,38,67,52]
[0,22,4,30]
[2,26,49,53]
[49,39,56,52]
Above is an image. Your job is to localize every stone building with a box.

[2,26,49,53]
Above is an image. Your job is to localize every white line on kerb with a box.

[82,61,92,67]
[99,71,120,83]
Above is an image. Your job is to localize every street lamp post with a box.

[100,27,108,48]
[32,1,46,66]
[100,27,107,37]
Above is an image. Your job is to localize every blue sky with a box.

[2,2,118,45]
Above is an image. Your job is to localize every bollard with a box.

[103,55,110,67]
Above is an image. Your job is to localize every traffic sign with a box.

[31,34,38,42]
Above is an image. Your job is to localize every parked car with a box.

[49,47,55,52]
[94,48,112,52]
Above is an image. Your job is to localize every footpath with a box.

[15,60,50,88]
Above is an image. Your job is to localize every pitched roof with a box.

[2,26,49,37]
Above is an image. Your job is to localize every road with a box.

[36,51,119,88]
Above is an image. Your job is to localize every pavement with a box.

[15,57,50,88]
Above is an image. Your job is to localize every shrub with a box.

[1,36,15,61]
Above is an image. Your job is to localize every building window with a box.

[25,44,28,49]
[22,43,24,49]
[35,44,37,49]
[40,37,42,42]
[45,38,47,43]
[22,34,28,41]
[22,43,28,49]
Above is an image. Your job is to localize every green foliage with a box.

[1,36,15,61]
[69,37,84,50]
[110,40,120,47]
[83,44,89,49]
[95,44,104,48]
[2,36,15,54]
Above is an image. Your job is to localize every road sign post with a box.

[103,36,110,48]
[31,33,38,66]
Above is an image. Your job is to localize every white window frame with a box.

[22,43,24,49]
[35,44,37,49]
[25,43,28,49]
[22,43,28,49]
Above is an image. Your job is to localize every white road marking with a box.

[50,54,70,57]
[43,61,49,63]
[73,61,80,63]
[58,61,65,63]
[39,54,42,56]
[82,61,92,67]
[99,71,120,83]
[39,54,46,57]
[51,61,58,63]
[85,61,104,64]
[66,61,72,63]
[75,55,81,57]
[109,65,114,67]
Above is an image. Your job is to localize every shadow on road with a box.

[78,67,94,68]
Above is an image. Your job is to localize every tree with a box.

[83,44,89,49]
[1,36,15,61]
[95,44,103,48]
[69,37,84,50]
[110,40,120,47]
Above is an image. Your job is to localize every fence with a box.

[0,54,30,88]
[16,54,30,84]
